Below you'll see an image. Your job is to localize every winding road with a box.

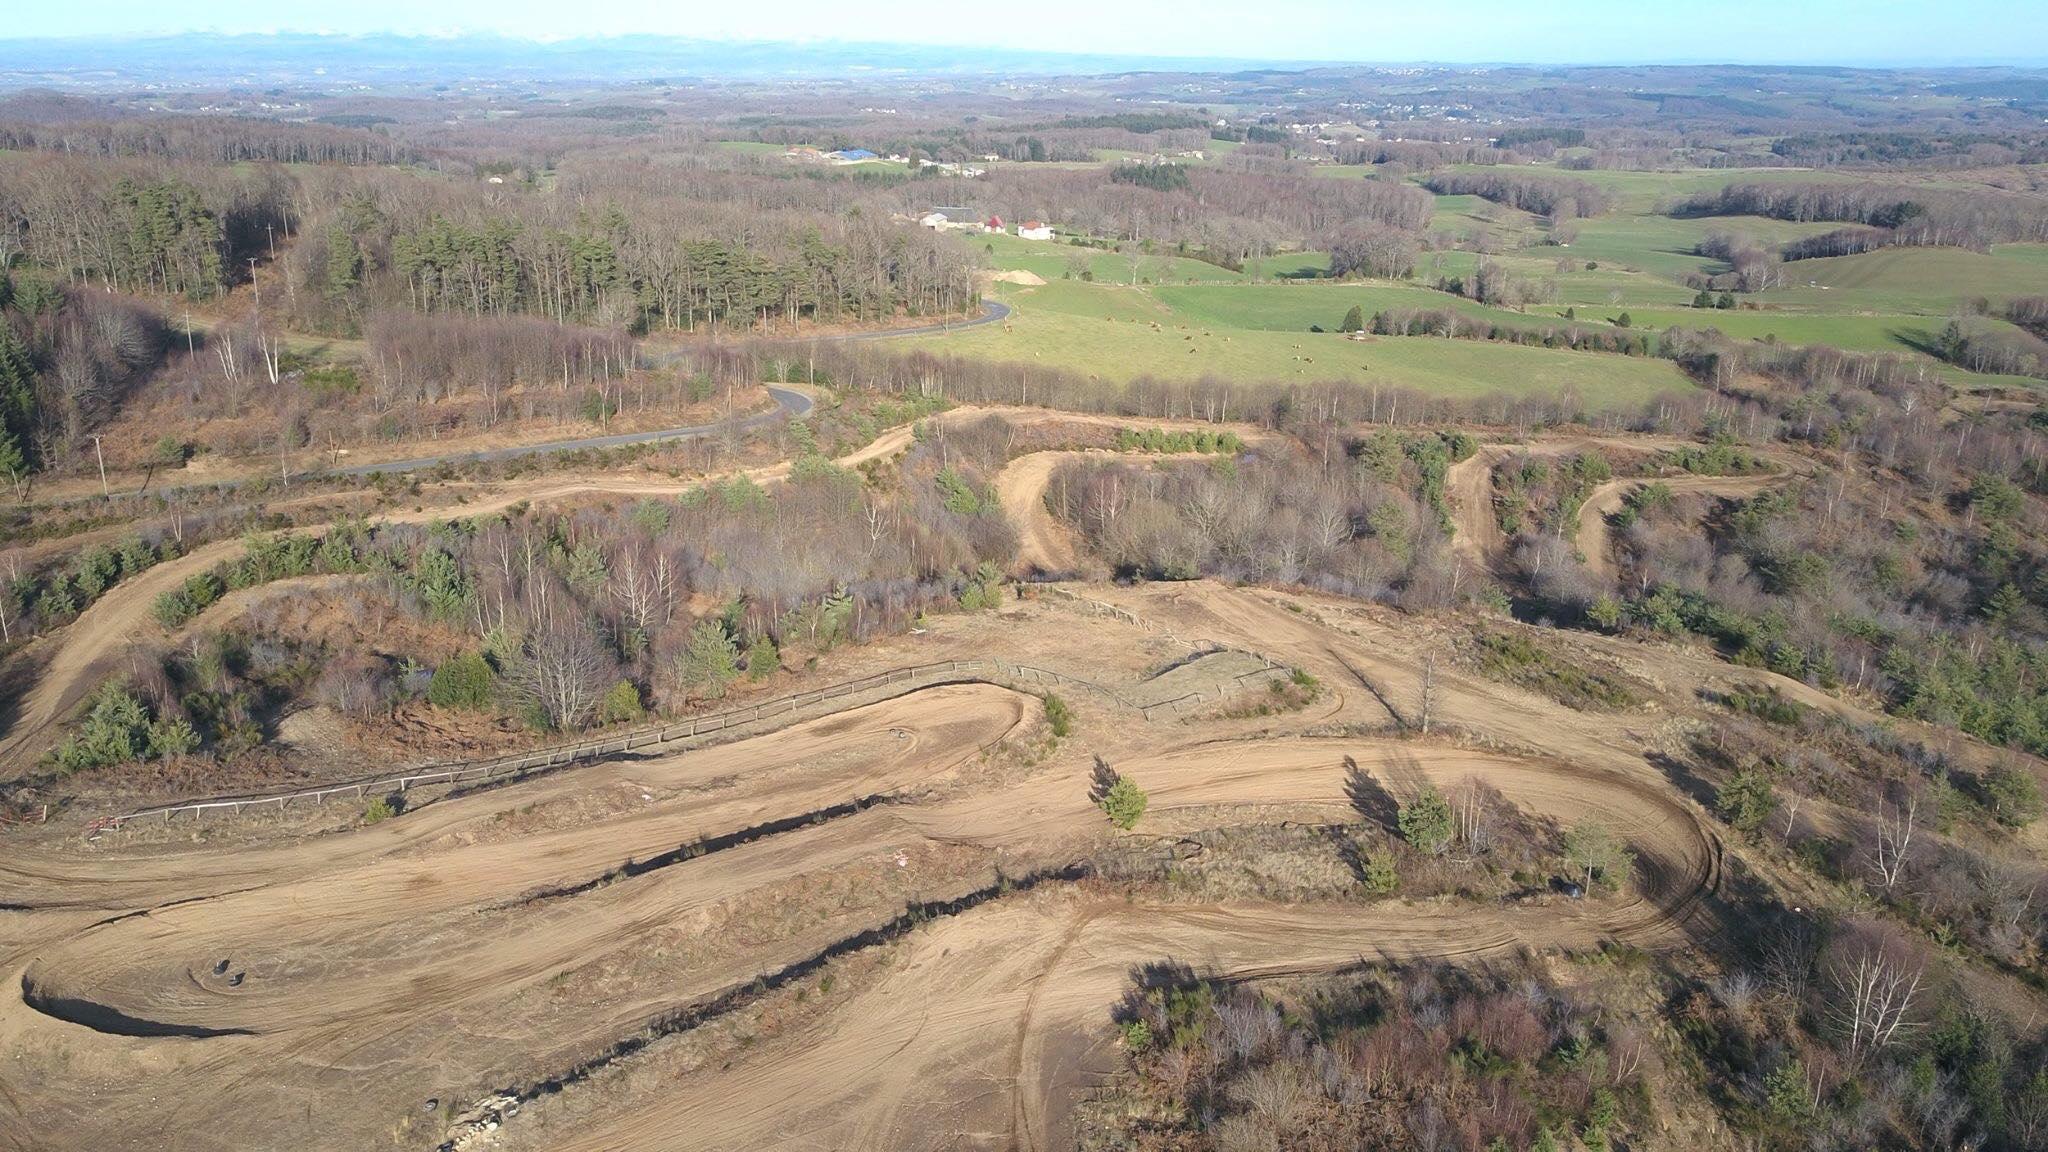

[298,302,1008,481]
[25,300,1010,508]
[315,299,1007,481]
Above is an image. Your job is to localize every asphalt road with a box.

[319,384,815,477]
[321,300,1008,479]
[35,300,1010,502]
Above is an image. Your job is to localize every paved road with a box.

[826,299,1009,342]
[300,301,1008,480]
[320,384,815,478]
[33,301,1009,503]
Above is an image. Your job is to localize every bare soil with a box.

[3,412,2039,1152]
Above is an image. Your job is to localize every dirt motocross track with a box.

[0,571,1757,1152]
[0,407,1867,1152]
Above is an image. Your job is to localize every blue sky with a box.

[8,0,2045,65]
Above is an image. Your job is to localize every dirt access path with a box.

[0,398,1252,772]
[0,386,828,769]
[997,449,1096,575]
[35,298,1008,503]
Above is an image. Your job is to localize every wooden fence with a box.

[103,648,1286,829]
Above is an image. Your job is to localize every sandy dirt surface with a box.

[7,575,2047,1152]
[0,577,1741,1152]
[3,408,2021,1152]
[995,450,1096,576]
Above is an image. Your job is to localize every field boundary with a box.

[103,647,1286,828]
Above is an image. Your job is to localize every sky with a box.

[5,0,2045,66]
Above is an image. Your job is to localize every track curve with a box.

[0,633,1725,1152]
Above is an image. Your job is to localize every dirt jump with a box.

[0,571,1754,1152]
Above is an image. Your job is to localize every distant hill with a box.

[0,32,1297,89]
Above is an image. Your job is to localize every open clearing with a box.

[910,281,1695,408]
[6,400,2019,1151]
[1,574,1753,1152]
[935,163,2048,399]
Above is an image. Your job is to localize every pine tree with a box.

[677,620,740,698]
[324,226,363,300]
[1398,787,1455,855]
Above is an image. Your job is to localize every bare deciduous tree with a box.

[512,617,613,731]
[1452,775,1497,854]
[1869,797,1918,892]
[1829,934,1925,1062]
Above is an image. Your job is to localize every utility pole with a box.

[92,434,108,498]
[1419,652,1437,735]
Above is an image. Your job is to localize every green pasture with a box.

[1155,282,1534,332]
[915,281,1693,409]
[977,232,1247,284]
[951,161,2045,401]
[1562,214,1844,281]
[1441,164,1861,214]
[1756,245,2048,314]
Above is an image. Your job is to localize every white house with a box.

[918,211,950,229]
[1016,221,1054,241]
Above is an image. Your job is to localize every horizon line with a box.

[0,30,2043,71]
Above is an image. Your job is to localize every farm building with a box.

[919,208,991,232]
[1017,220,1054,240]
[829,148,879,163]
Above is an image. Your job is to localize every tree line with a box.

[1676,181,2048,256]
[1420,170,1614,219]
[287,166,982,335]
[0,115,418,167]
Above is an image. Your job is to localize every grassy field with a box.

[1562,214,1844,281]
[1754,245,2048,314]
[916,280,1692,409]
[952,160,2046,400]
[978,233,1248,284]
[1422,165,1864,213]
[1156,282,1531,332]
[711,140,788,156]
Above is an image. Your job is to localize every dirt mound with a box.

[988,269,1047,286]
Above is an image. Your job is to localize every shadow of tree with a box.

[1344,755,1399,831]
[1090,755,1120,804]
[1648,749,1720,813]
